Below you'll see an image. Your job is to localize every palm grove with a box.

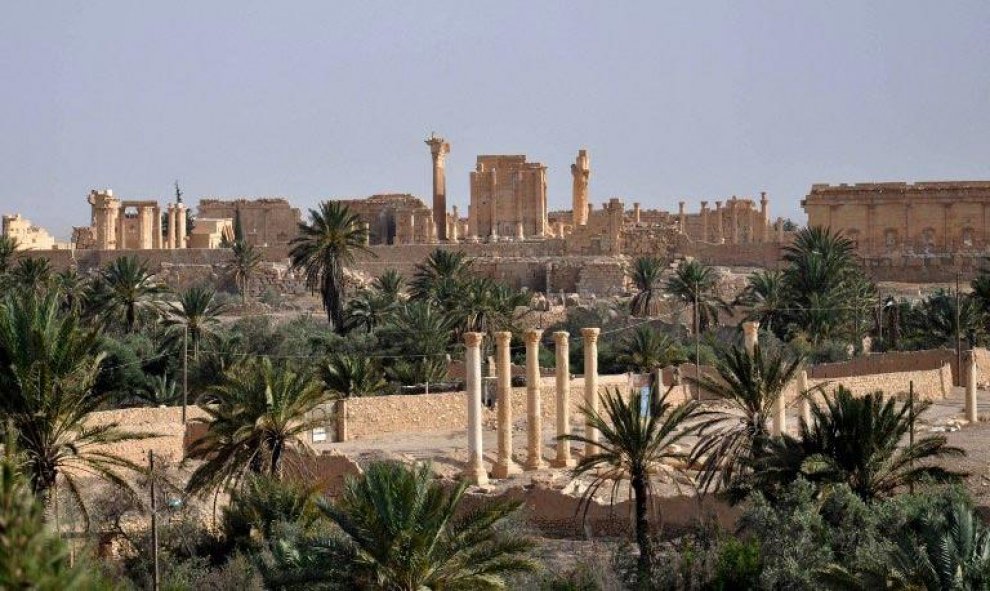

[0,206,989,589]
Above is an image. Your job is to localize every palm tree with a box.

[687,344,804,496]
[0,434,111,589]
[409,248,473,305]
[92,255,166,332]
[227,240,263,303]
[754,387,964,501]
[0,290,152,514]
[9,257,52,293]
[629,256,667,317]
[221,474,320,550]
[780,226,875,343]
[51,268,88,315]
[380,300,456,360]
[454,277,529,336]
[165,285,227,360]
[321,353,387,441]
[737,269,784,334]
[312,461,536,590]
[617,325,685,373]
[561,387,703,581]
[130,374,181,407]
[665,259,729,334]
[372,269,405,302]
[917,290,983,349]
[186,357,329,496]
[0,235,18,274]
[289,202,372,332]
[820,499,990,590]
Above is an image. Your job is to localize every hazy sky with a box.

[3,2,989,238]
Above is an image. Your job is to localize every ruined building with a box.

[336,193,437,245]
[1,214,67,250]
[73,189,186,250]
[468,155,548,240]
[197,198,301,247]
[803,181,990,256]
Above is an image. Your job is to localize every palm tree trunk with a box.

[335,398,348,442]
[631,469,653,586]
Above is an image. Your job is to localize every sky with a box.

[2,2,989,238]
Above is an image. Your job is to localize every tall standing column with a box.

[116,207,126,250]
[678,201,686,234]
[551,331,575,468]
[700,201,709,242]
[463,332,489,485]
[571,150,590,226]
[426,135,450,242]
[633,202,641,224]
[731,197,740,244]
[798,370,812,426]
[581,328,601,456]
[176,204,187,249]
[450,205,460,243]
[167,205,177,249]
[153,207,162,249]
[492,332,520,478]
[139,206,153,249]
[760,192,770,243]
[524,330,546,470]
[715,201,724,243]
[966,350,978,423]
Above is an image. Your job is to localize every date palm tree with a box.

[227,240,263,303]
[289,202,372,333]
[303,461,536,590]
[0,290,152,518]
[455,277,529,336]
[737,269,785,334]
[91,255,166,332]
[409,248,472,306]
[687,344,804,497]
[665,259,729,334]
[754,387,964,501]
[561,387,703,582]
[186,357,329,496]
[165,285,227,360]
[629,256,667,317]
[617,325,685,373]
[9,257,52,294]
[372,269,405,302]
[0,235,19,274]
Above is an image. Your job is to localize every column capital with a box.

[464,332,484,348]
[494,331,512,346]
[580,327,601,342]
[553,330,570,344]
[524,329,543,344]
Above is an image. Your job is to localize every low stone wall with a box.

[345,374,629,440]
[804,363,952,401]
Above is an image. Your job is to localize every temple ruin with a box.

[803,181,990,256]
[197,198,301,247]
[468,155,549,241]
[1,214,68,250]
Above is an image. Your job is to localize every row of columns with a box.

[464,328,599,485]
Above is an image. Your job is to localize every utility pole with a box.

[149,450,160,591]
[182,326,189,424]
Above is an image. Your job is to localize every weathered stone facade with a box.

[469,155,548,240]
[803,181,990,257]
[1,214,67,250]
[336,194,434,245]
[74,189,193,251]
[198,198,300,247]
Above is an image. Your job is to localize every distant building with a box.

[197,198,301,247]
[1,213,68,250]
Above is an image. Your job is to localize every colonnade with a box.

[462,327,598,485]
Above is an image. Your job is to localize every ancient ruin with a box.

[197,197,301,247]
[1,214,67,250]
[468,154,549,240]
[803,181,990,256]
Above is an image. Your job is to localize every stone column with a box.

[524,329,546,470]
[551,331,575,468]
[581,328,601,456]
[463,332,489,485]
[633,202,641,224]
[760,192,770,243]
[966,350,978,423]
[153,206,162,249]
[139,206,153,249]
[116,208,126,250]
[167,205,177,249]
[426,135,450,242]
[176,203,187,249]
[515,221,525,241]
[571,149,590,226]
[715,201,724,243]
[492,332,520,478]
[450,205,460,242]
[798,369,812,426]
[743,321,759,355]
[776,217,784,243]
[731,197,740,244]
[678,201,686,234]
[700,201,709,242]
